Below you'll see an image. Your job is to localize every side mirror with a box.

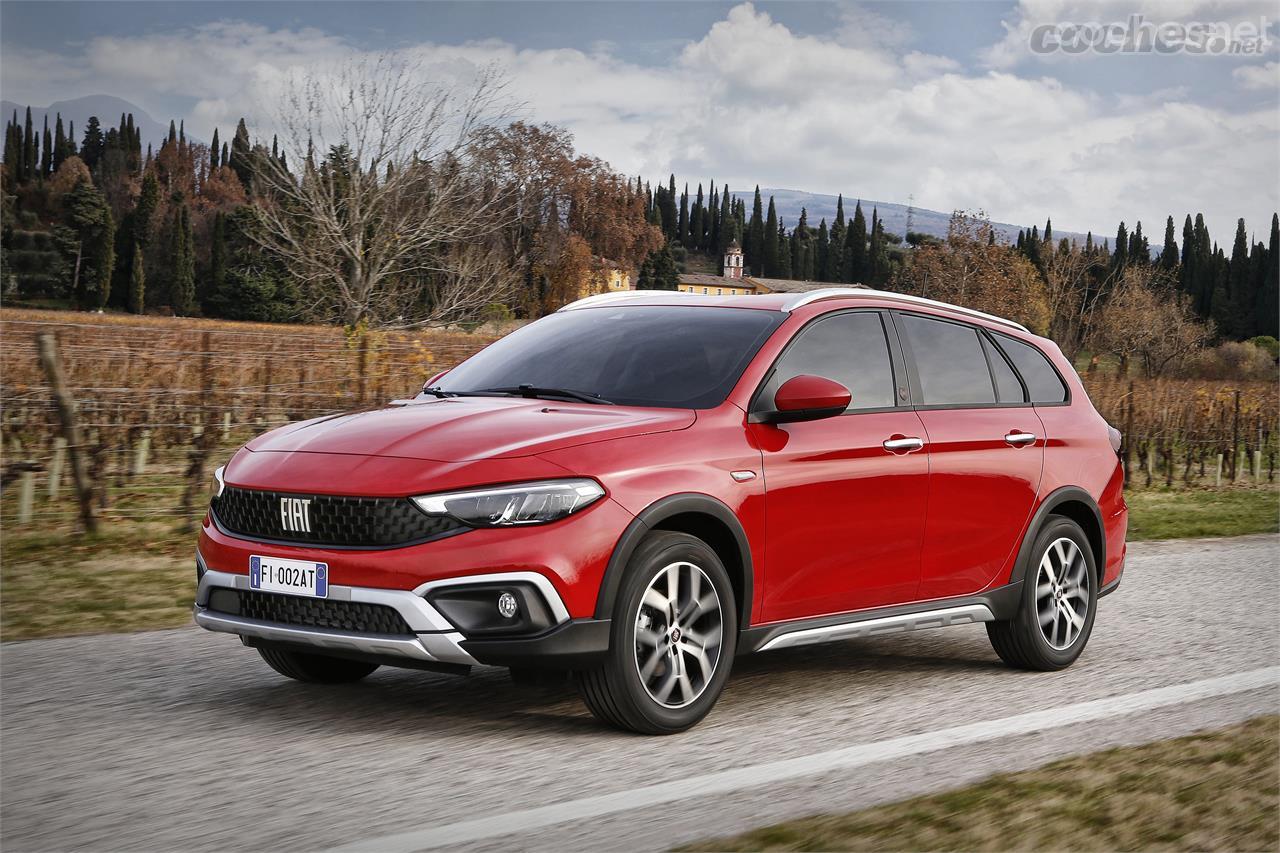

[767,375,851,424]
[422,370,449,393]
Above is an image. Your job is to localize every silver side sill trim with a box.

[758,604,996,652]
[193,563,572,668]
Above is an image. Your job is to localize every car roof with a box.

[558,287,1029,333]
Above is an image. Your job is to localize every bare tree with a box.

[1088,266,1212,378]
[248,55,517,326]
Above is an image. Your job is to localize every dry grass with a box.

[681,716,1280,852]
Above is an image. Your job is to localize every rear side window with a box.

[899,315,995,406]
[761,312,896,411]
[982,335,1026,404]
[993,333,1068,403]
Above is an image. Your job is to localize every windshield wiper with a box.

[479,384,614,405]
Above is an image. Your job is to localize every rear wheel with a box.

[257,646,380,683]
[575,531,737,734]
[988,517,1098,671]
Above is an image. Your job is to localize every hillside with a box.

[734,188,1096,246]
[1,95,175,155]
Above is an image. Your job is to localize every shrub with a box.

[1181,341,1277,380]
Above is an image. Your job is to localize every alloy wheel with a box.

[1035,537,1091,650]
[633,561,724,709]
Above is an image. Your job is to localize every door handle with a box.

[1005,431,1037,447]
[883,436,925,453]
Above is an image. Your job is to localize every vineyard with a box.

[0,309,502,533]
[0,307,1276,538]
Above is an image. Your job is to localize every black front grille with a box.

[209,588,414,636]
[211,486,466,547]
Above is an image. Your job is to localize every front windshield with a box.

[433,306,785,409]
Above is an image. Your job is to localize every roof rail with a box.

[557,290,697,312]
[783,287,1029,332]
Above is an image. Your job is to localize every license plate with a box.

[250,555,328,598]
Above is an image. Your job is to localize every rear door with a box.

[753,310,930,621]
[893,312,1044,600]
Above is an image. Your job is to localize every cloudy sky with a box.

[2,0,1277,242]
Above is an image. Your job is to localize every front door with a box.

[753,310,929,623]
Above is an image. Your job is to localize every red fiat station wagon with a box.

[195,288,1127,734]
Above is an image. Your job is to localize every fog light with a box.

[497,591,519,619]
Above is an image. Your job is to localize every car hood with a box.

[244,396,696,462]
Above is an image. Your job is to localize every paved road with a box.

[3,535,1277,852]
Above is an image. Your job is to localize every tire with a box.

[574,531,738,734]
[257,646,380,683]
[987,516,1099,671]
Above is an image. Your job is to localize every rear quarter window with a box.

[993,333,1068,404]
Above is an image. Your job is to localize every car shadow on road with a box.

[186,632,1006,738]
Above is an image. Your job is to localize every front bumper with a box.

[194,557,610,669]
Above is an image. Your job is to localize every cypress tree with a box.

[1226,218,1252,339]
[170,205,196,315]
[1256,214,1279,338]
[1112,222,1129,273]
[692,183,704,251]
[1193,214,1212,316]
[3,114,19,174]
[717,184,733,255]
[816,219,830,281]
[845,201,867,282]
[777,219,792,278]
[129,244,146,314]
[208,212,227,308]
[52,114,66,171]
[210,127,220,172]
[230,118,252,189]
[1044,218,1052,245]
[80,116,105,170]
[21,106,35,181]
[1160,216,1178,270]
[40,116,51,178]
[747,187,765,275]
[763,197,779,277]
[867,208,890,286]
[678,183,689,246]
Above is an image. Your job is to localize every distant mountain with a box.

[733,188,1097,247]
[1,95,177,158]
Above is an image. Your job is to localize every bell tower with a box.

[723,240,744,280]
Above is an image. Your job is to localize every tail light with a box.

[1107,425,1123,456]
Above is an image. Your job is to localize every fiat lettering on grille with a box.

[280,497,312,534]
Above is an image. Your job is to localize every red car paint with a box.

[199,292,1126,637]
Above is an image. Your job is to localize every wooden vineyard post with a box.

[46,437,66,500]
[35,333,97,533]
[179,332,218,533]
[1230,389,1241,482]
[1215,453,1224,488]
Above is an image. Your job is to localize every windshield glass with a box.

[433,306,784,409]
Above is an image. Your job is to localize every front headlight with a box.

[411,478,605,527]
[209,465,227,504]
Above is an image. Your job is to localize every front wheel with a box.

[575,531,737,734]
[257,646,380,683]
[988,517,1098,671]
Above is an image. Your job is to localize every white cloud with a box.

[1,2,1275,241]
[1234,61,1279,88]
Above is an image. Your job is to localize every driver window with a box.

[760,312,896,412]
